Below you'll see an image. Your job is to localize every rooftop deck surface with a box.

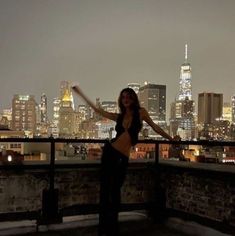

[0,212,230,236]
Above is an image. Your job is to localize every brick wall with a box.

[0,166,154,215]
[159,162,235,227]
[1,162,235,229]
[0,170,48,213]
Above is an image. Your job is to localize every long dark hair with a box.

[118,88,141,114]
[118,88,142,133]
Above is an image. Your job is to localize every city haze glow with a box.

[0,0,235,119]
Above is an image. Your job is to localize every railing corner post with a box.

[148,142,167,223]
[38,138,62,225]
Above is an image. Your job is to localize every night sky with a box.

[0,0,235,120]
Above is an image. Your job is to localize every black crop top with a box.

[114,109,142,146]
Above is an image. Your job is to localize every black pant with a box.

[98,142,129,236]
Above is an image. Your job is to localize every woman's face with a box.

[121,91,133,108]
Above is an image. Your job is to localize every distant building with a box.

[0,109,12,129]
[170,44,196,140]
[138,83,166,122]
[128,83,141,94]
[59,88,75,137]
[0,129,24,138]
[198,92,223,124]
[178,44,192,101]
[77,104,92,121]
[60,81,74,109]
[198,92,223,139]
[93,98,102,121]
[0,126,25,157]
[11,95,36,136]
[35,93,49,137]
[170,98,196,140]
[79,118,98,139]
[213,119,230,140]
[223,102,232,123]
[231,95,235,124]
[51,97,61,137]
[73,104,93,138]
[101,101,118,113]
[96,119,116,139]
[50,81,75,137]
[138,82,167,139]
[40,93,48,123]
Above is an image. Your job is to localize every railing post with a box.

[155,142,159,166]
[148,142,167,222]
[49,138,55,191]
[38,137,62,225]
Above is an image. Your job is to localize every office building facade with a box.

[11,95,36,136]
[198,92,223,139]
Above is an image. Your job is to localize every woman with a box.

[72,85,175,236]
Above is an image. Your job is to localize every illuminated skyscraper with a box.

[11,95,36,136]
[49,81,75,137]
[170,44,196,140]
[60,81,74,109]
[59,88,75,137]
[36,94,49,137]
[40,93,47,123]
[223,102,232,122]
[232,95,235,124]
[178,44,192,101]
[53,98,60,126]
[50,98,61,137]
[230,95,235,140]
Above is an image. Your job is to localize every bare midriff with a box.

[111,131,132,157]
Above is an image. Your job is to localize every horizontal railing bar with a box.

[0,137,235,146]
[0,162,153,171]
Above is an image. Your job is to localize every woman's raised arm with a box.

[72,85,118,121]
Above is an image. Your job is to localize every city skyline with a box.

[1,0,235,118]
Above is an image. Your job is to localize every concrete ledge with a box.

[160,159,235,174]
[166,217,232,236]
[0,211,148,236]
[0,220,36,236]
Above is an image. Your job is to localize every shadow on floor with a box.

[22,218,188,236]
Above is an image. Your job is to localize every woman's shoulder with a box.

[139,107,147,115]
[139,107,145,111]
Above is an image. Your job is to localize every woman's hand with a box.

[71,85,81,95]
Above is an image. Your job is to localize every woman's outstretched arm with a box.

[140,107,174,141]
[72,85,118,121]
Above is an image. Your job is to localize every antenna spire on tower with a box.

[185,44,188,61]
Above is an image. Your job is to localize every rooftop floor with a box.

[31,222,186,236]
[0,212,229,236]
